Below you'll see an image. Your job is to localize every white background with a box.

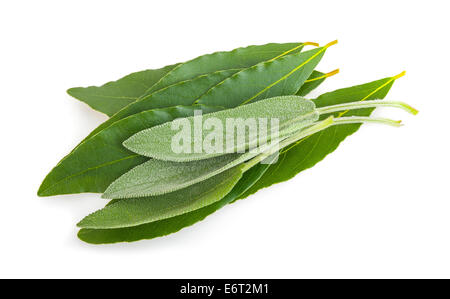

[1,0,449,278]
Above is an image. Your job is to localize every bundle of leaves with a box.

[38,41,417,244]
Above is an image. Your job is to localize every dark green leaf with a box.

[196,43,335,108]
[240,74,403,198]
[68,42,309,116]
[37,105,220,196]
[297,70,328,96]
[145,42,307,95]
[68,64,178,116]
[83,70,238,142]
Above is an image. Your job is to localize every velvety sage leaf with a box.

[78,166,244,229]
[103,150,261,198]
[67,64,179,116]
[38,105,220,196]
[77,154,276,244]
[145,42,307,95]
[69,42,308,116]
[240,74,402,198]
[196,42,336,108]
[124,96,318,162]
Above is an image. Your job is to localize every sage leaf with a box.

[196,41,337,108]
[79,107,409,242]
[103,150,263,199]
[240,73,406,198]
[37,105,220,196]
[77,154,277,244]
[124,96,319,162]
[107,99,413,199]
[68,42,310,116]
[78,166,244,229]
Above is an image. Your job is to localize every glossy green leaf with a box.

[77,154,277,244]
[297,69,340,96]
[37,105,220,196]
[78,166,244,229]
[78,102,410,243]
[196,41,336,108]
[80,69,329,145]
[145,42,308,95]
[240,73,404,198]
[298,70,327,96]
[67,64,178,116]
[83,69,238,142]
[39,69,237,197]
[40,43,330,197]
[124,96,318,162]
[68,42,309,116]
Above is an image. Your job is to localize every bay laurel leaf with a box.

[68,42,310,116]
[240,73,405,199]
[67,43,328,156]
[83,69,238,143]
[78,166,244,229]
[196,41,337,108]
[123,96,319,162]
[68,64,179,116]
[40,69,238,196]
[41,44,330,197]
[144,42,309,95]
[77,69,329,146]
[37,105,220,196]
[297,69,339,96]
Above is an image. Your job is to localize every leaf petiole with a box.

[243,114,405,171]
[304,68,340,83]
[316,100,418,116]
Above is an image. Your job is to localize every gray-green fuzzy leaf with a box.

[124,96,318,162]
[78,166,244,229]
[103,151,260,199]
[77,154,277,243]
